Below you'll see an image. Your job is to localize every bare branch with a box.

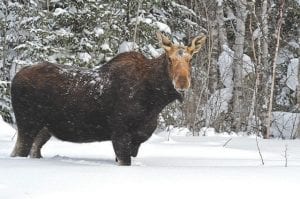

[256,135,264,165]
[132,0,142,51]
[223,138,232,147]
[284,144,288,167]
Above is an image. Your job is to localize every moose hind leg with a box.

[131,142,141,158]
[30,127,51,158]
[11,131,35,157]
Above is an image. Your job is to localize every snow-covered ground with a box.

[1,122,300,199]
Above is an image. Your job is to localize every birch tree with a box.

[259,0,270,137]
[296,27,300,138]
[231,0,248,132]
[246,0,260,134]
[0,1,8,81]
[0,1,14,123]
[297,15,300,101]
[216,0,227,47]
[265,0,285,138]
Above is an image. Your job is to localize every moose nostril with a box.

[178,76,186,84]
[173,76,190,91]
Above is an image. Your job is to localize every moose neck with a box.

[147,53,183,109]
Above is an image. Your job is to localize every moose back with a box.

[11,32,206,165]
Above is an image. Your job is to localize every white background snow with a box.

[1,117,300,199]
[286,58,299,91]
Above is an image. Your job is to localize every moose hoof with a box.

[30,152,42,158]
[115,157,131,166]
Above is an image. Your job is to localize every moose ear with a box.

[156,32,173,52]
[187,34,206,55]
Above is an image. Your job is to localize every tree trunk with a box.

[297,26,300,110]
[296,27,300,138]
[217,0,227,47]
[259,0,270,138]
[1,1,8,81]
[247,2,260,133]
[232,0,247,132]
[265,0,285,139]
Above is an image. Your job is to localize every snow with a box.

[94,27,104,37]
[183,18,197,26]
[224,8,236,21]
[118,41,138,53]
[216,46,254,122]
[271,112,300,139]
[242,54,255,77]
[0,116,16,139]
[286,58,299,91]
[53,8,67,16]
[147,44,162,57]
[203,88,233,125]
[164,126,191,136]
[1,119,300,199]
[55,28,73,37]
[83,29,93,35]
[217,0,223,6]
[288,41,300,49]
[277,48,293,65]
[13,59,32,66]
[14,43,27,50]
[171,1,197,16]
[214,45,238,122]
[218,45,233,88]
[276,86,291,106]
[218,47,254,82]
[100,43,112,52]
[153,21,171,34]
[129,15,175,37]
[78,52,91,63]
[29,0,37,7]
[252,28,262,40]
[130,16,152,25]
[0,81,11,84]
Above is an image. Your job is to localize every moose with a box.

[10,32,206,165]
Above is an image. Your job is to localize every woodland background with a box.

[0,0,299,139]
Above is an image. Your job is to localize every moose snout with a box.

[173,75,191,91]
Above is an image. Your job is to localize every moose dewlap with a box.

[10,32,206,166]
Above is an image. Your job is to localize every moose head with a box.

[156,32,206,93]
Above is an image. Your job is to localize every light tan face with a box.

[157,32,206,92]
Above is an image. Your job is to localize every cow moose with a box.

[10,32,206,165]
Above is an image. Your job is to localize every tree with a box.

[231,0,248,132]
[265,0,285,139]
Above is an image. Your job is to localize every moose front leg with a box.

[112,134,132,166]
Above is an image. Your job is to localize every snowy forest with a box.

[0,0,299,139]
